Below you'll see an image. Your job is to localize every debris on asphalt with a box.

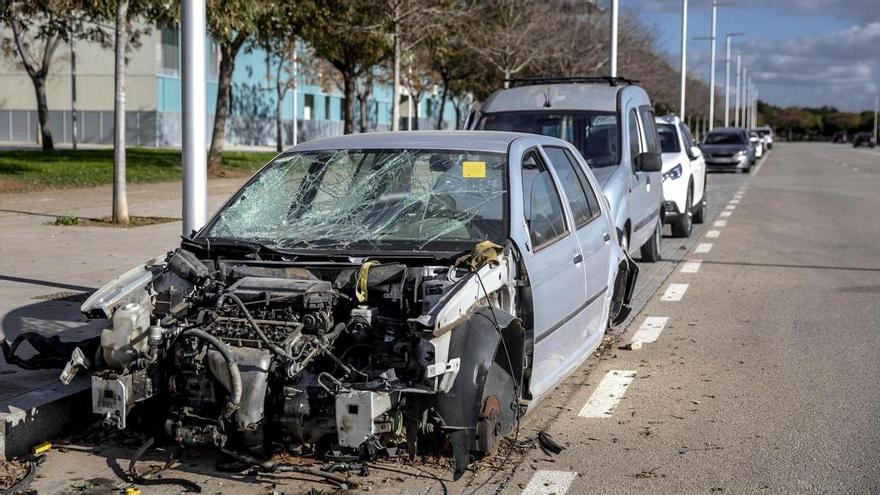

[537,432,564,456]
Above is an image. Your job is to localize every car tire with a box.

[640,220,662,262]
[693,176,707,224]
[671,185,693,238]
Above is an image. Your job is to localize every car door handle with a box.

[573,253,583,264]
[603,232,611,242]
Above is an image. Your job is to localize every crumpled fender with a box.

[432,307,521,480]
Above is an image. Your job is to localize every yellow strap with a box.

[355,260,380,303]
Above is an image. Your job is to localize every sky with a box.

[630,0,880,113]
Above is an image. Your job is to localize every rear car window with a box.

[478,111,620,168]
[657,123,681,153]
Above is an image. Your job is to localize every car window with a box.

[628,109,642,168]
[521,150,568,249]
[657,123,681,153]
[680,123,695,150]
[704,132,746,145]
[542,146,597,228]
[639,107,660,154]
[477,111,620,168]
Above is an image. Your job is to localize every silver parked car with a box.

[468,77,665,262]
[12,132,637,480]
[701,127,757,173]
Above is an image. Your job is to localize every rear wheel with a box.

[640,220,662,262]
[671,186,693,237]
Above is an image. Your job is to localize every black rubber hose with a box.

[218,293,293,361]
[179,328,242,417]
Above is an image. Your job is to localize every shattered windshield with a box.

[477,111,620,167]
[203,149,507,251]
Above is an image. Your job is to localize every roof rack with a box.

[505,76,639,88]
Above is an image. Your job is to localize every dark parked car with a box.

[852,132,876,148]
[832,132,848,143]
[700,128,756,173]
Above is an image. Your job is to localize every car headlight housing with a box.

[734,150,746,158]
[662,164,683,181]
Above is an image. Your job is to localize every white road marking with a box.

[706,230,720,238]
[730,199,740,204]
[681,260,702,273]
[629,316,669,347]
[714,220,727,227]
[720,211,732,217]
[695,243,713,253]
[578,370,636,418]
[661,283,689,301]
[853,168,859,172]
[725,204,736,210]
[522,470,578,495]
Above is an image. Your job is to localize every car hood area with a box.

[701,144,748,156]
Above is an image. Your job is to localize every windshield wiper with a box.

[183,236,286,260]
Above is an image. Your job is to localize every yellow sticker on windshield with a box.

[462,161,486,178]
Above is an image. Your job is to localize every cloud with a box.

[742,22,880,109]
[641,0,880,22]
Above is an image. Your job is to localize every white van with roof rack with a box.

[467,77,664,262]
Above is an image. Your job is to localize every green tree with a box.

[301,0,390,134]
[0,0,107,151]
[206,0,265,174]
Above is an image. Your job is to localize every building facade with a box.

[0,23,462,148]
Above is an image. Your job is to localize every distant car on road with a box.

[469,77,665,262]
[755,126,774,149]
[656,114,707,237]
[700,128,756,173]
[852,132,876,148]
[832,132,848,143]
[749,130,766,158]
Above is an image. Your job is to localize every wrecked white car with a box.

[23,131,637,479]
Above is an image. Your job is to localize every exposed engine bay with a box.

[67,242,528,479]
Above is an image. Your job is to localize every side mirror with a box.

[635,152,662,172]
[688,146,702,159]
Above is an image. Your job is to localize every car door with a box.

[680,122,705,204]
[540,145,613,336]
[514,147,590,401]
[625,106,652,249]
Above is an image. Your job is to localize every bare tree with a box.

[111,0,129,224]
[382,0,451,131]
[462,0,550,85]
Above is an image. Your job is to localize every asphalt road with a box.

[23,143,880,494]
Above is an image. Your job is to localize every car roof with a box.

[481,83,626,113]
[288,131,529,154]
[708,127,746,134]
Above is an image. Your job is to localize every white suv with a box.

[656,115,706,237]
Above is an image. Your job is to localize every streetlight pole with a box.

[679,0,687,120]
[734,53,741,127]
[181,0,207,235]
[724,32,743,127]
[741,65,748,128]
[609,0,619,78]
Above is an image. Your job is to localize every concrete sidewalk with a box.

[0,178,247,459]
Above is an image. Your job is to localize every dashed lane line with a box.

[521,470,578,495]
[714,220,727,227]
[730,199,740,204]
[695,242,713,253]
[578,370,637,418]
[719,211,732,217]
[706,230,720,238]
[629,316,669,347]
[681,260,702,273]
[661,283,689,301]
[725,204,736,210]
